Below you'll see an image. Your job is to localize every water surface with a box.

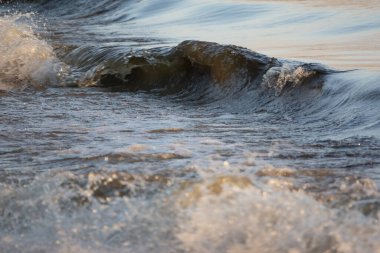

[1,0,380,252]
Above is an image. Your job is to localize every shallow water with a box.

[1,0,380,252]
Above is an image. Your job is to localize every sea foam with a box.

[0,13,64,91]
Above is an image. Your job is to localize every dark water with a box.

[1,0,380,252]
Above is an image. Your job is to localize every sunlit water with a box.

[1,0,380,252]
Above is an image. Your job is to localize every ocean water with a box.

[1,0,380,252]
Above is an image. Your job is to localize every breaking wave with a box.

[0,12,65,91]
[2,1,380,252]
[65,40,331,97]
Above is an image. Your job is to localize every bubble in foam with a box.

[0,13,66,91]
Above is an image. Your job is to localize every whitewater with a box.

[1,0,380,252]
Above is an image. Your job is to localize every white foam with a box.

[262,64,317,96]
[0,13,64,91]
[1,169,380,253]
[175,175,380,253]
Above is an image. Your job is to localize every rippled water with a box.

[1,0,380,252]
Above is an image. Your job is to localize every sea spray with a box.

[0,13,65,91]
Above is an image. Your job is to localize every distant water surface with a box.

[27,0,380,70]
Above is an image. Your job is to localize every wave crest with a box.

[69,41,330,100]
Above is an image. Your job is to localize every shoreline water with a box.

[1,1,380,252]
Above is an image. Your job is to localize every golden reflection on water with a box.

[253,33,380,71]
[200,0,380,70]
[236,0,380,9]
